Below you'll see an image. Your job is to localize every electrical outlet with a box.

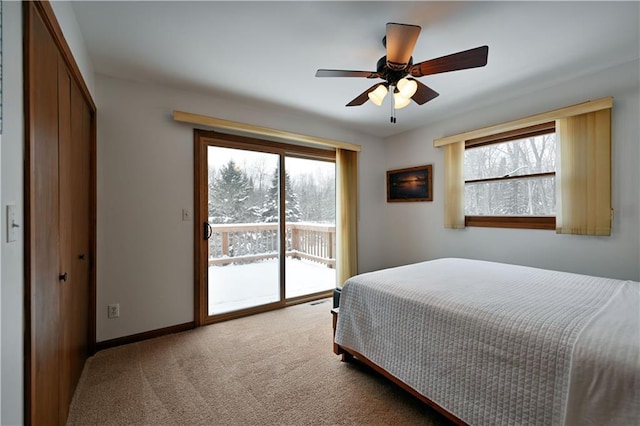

[107,304,120,319]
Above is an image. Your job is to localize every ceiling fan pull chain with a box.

[390,91,397,123]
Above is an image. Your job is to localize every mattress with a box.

[334,258,639,426]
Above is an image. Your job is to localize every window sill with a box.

[465,216,555,230]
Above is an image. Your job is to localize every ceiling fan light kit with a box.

[368,83,389,106]
[316,22,489,123]
[393,90,411,110]
[397,77,418,98]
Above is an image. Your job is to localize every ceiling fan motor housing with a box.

[377,56,413,86]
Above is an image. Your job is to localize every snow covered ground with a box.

[208,258,336,315]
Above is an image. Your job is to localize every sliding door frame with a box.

[194,129,335,326]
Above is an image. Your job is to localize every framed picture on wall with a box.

[386,164,433,202]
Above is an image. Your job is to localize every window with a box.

[436,97,612,235]
[464,122,557,229]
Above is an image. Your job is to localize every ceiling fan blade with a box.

[409,45,489,77]
[411,80,439,105]
[316,69,379,78]
[385,22,421,69]
[346,84,381,107]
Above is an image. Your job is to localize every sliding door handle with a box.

[59,272,68,282]
[203,222,213,240]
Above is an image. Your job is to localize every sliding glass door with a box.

[206,146,281,315]
[195,131,336,323]
[284,157,336,299]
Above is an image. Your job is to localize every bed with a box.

[333,258,639,426]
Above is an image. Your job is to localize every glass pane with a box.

[465,133,556,181]
[284,157,336,299]
[465,176,556,216]
[207,146,280,315]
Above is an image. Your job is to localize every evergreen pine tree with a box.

[261,169,301,223]
[209,160,258,223]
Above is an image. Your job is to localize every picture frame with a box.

[386,164,433,202]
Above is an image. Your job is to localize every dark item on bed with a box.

[387,164,433,202]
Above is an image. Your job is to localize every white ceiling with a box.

[71,1,639,138]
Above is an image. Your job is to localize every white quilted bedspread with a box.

[335,258,638,426]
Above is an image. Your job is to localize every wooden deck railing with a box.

[208,222,336,268]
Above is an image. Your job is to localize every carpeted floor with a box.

[68,299,453,425]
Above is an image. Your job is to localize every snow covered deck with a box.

[208,258,336,315]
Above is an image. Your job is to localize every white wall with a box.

[383,60,640,281]
[0,1,4,419]
[1,2,95,423]
[49,0,95,95]
[95,74,386,342]
[1,3,24,424]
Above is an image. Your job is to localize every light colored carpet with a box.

[68,299,453,425]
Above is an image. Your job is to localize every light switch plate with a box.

[182,208,191,221]
[7,204,18,243]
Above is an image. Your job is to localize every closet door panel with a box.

[58,64,92,423]
[57,59,74,424]
[67,75,92,403]
[28,5,62,424]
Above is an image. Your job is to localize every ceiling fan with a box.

[316,23,489,122]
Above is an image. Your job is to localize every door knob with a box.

[78,254,85,260]
[59,272,68,282]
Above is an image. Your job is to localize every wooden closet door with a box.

[58,68,92,422]
[26,2,97,424]
[69,79,92,389]
[27,4,62,424]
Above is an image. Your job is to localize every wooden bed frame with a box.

[332,308,468,426]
